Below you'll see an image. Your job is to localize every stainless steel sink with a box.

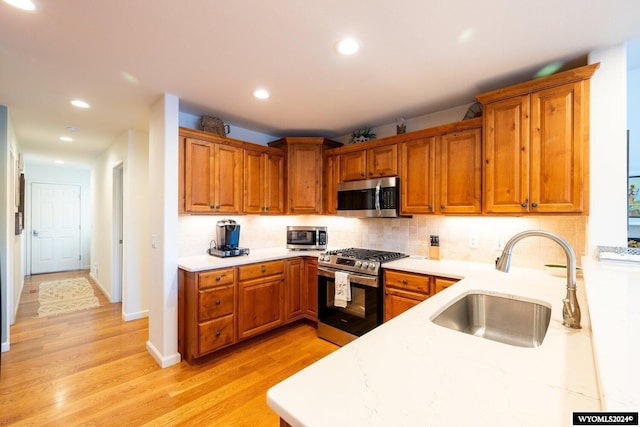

[431,292,551,348]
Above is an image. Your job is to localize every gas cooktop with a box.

[318,248,408,275]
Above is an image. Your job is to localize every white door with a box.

[31,183,81,274]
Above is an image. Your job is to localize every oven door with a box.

[317,266,382,339]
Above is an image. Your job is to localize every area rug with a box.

[37,278,101,317]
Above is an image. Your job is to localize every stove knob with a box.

[355,261,362,267]
[369,263,376,270]
[361,262,368,269]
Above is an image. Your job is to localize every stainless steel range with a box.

[317,248,407,346]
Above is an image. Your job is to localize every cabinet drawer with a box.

[434,277,458,294]
[198,314,235,355]
[198,268,235,289]
[198,284,235,322]
[384,270,431,294]
[238,260,285,281]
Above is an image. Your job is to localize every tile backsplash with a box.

[178,214,587,269]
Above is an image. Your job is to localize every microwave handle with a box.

[375,181,381,216]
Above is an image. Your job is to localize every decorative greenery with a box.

[350,127,376,144]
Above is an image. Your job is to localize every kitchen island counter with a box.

[267,258,600,426]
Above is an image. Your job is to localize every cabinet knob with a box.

[531,202,538,208]
[261,266,267,273]
[216,276,222,281]
[521,199,528,208]
[385,291,389,296]
[401,279,408,285]
[440,205,446,210]
[215,299,221,305]
[216,330,221,337]
[427,205,432,210]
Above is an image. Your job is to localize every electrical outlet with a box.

[469,234,478,248]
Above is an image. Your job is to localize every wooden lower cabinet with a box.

[383,269,459,321]
[179,257,320,363]
[179,267,237,364]
[285,258,305,321]
[305,258,318,319]
[238,260,285,340]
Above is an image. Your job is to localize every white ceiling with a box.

[2,0,640,166]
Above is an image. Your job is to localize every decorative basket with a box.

[200,116,229,136]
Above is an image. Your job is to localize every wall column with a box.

[146,94,180,367]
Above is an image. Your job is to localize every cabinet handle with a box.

[401,279,408,285]
[261,266,267,273]
[216,276,222,281]
[440,205,446,210]
[521,199,528,208]
[215,299,221,305]
[531,202,538,208]
[427,205,432,210]
[216,330,221,337]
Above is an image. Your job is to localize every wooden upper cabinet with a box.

[400,137,435,214]
[436,127,482,214]
[324,154,340,215]
[183,135,242,214]
[243,147,284,214]
[482,95,530,213]
[340,144,398,182]
[269,137,342,214]
[530,83,586,212]
[340,150,367,181]
[478,63,598,214]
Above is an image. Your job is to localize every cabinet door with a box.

[384,287,427,322]
[400,137,436,214]
[184,138,215,213]
[285,258,305,321]
[238,276,284,340]
[530,82,585,213]
[437,128,482,214]
[483,95,530,213]
[289,144,323,214]
[324,154,340,214]
[340,150,367,181]
[214,144,242,213]
[243,148,264,214]
[367,144,397,178]
[264,151,285,214]
[305,259,318,319]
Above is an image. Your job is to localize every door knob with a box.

[32,229,39,237]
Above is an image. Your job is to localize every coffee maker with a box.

[208,219,250,258]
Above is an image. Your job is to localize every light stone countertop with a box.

[177,250,635,425]
[177,247,324,272]
[581,257,640,412]
[267,257,600,427]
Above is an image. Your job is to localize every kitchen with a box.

[0,1,639,425]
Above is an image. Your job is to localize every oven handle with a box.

[317,265,379,288]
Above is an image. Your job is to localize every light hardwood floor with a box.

[1,271,338,426]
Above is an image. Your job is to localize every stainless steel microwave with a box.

[286,226,327,250]
[337,176,400,218]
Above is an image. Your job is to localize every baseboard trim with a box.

[146,340,181,368]
[123,310,149,322]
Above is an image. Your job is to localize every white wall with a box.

[588,45,629,251]
[24,162,91,272]
[629,67,640,176]
[90,129,150,322]
[0,105,10,351]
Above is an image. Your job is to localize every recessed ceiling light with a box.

[3,0,36,11]
[335,37,360,55]
[65,125,78,132]
[70,99,90,109]
[59,136,73,142]
[54,160,65,164]
[253,88,270,100]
